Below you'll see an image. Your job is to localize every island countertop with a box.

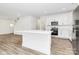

[14,30,51,35]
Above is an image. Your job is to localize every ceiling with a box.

[0,3,78,17]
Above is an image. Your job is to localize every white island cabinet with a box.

[14,30,51,54]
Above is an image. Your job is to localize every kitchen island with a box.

[14,30,51,54]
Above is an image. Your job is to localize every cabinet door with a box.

[59,15,72,25]
[58,26,72,39]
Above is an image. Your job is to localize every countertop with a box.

[14,30,51,35]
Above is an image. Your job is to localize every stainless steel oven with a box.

[51,21,58,35]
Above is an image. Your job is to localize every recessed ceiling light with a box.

[62,8,66,10]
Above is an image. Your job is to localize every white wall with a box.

[0,17,12,34]
[9,19,15,33]
[35,17,46,30]
[39,11,74,40]
[14,16,36,32]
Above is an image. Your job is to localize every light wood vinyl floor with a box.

[0,34,45,55]
[0,34,75,55]
[0,42,45,55]
[51,37,74,55]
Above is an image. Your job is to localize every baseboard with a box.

[0,33,13,35]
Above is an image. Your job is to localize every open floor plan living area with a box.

[0,3,79,55]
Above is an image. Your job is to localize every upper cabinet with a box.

[40,11,73,39]
[58,12,73,25]
[45,11,73,26]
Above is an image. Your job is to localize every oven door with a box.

[51,27,58,35]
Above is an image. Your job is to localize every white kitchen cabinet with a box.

[58,26,73,39]
[41,11,73,39]
[59,13,73,25]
